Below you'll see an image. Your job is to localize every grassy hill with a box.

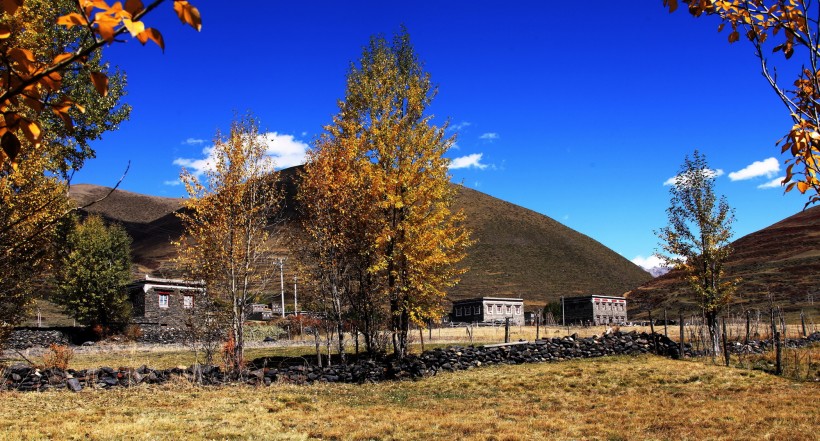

[70,167,651,308]
[628,205,820,319]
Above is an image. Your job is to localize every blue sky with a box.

[71,1,808,270]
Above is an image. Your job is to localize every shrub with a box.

[41,344,74,370]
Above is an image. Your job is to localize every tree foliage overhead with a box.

[664,0,820,206]
[176,115,283,372]
[655,150,736,354]
[0,0,201,170]
[299,30,471,358]
[55,214,133,331]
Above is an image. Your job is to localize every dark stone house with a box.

[562,295,627,325]
[127,276,205,328]
[451,297,525,326]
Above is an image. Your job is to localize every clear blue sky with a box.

[72,1,808,269]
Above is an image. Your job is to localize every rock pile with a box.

[6,329,69,350]
[2,331,817,392]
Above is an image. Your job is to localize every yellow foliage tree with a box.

[301,30,471,358]
[176,115,282,371]
[664,0,820,206]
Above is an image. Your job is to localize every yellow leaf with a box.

[174,1,202,31]
[90,72,108,96]
[122,18,144,37]
[53,52,74,65]
[0,24,10,39]
[21,120,41,143]
[136,28,164,51]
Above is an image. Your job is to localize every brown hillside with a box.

[628,206,820,319]
[71,167,652,307]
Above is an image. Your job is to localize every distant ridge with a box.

[71,167,652,307]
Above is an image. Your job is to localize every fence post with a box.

[504,317,510,343]
[535,315,540,341]
[722,316,730,367]
[663,309,668,338]
[745,310,751,344]
[679,311,685,358]
[775,330,782,375]
[801,310,807,337]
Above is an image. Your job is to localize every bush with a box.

[41,344,74,370]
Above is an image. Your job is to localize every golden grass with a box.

[1,355,817,440]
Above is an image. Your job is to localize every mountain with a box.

[627,205,820,319]
[70,167,652,307]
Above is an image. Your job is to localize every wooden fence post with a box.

[663,309,668,338]
[745,310,751,344]
[535,315,540,341]
[504,317,510,343]
[722,317,730,367]
[801,310,807,337]
[775,330,782,375]
[679,311,685,358]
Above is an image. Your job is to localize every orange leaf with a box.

[90,72,108,96]
[53,52,74,65]
[1,131,21,162]
[0,24,10,39]
[797,181,809,193]
[21,119,41,143]
[174,1,202,31]
[663,0,678,13]
[124,0,143,15]
[136,28,164,51]
[728,30,739,43]
[57,12,89,28]
[1,0,24,15]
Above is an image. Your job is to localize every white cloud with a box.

[173,132,309,176]
[729,157,780,181]
[163,179,182,186]
[448,121,471,132]
[449,153,489,170]
[663,168,724,186]
[757,176,785,189]
[182,138,205,146]
[260,132,309,169]
[479,132,498,140]
[631,255,667,270]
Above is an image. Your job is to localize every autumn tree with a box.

[55,215,133,332]
[303,30,471,359]
[656,151,736,356]
[176,115,282,372]
[664,0,820,206]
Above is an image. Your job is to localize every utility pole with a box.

[293,275,298,316]
[277,257,286,318]
[561,296,565,327]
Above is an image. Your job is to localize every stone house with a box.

[562,295,627,325]
[127,276,205,328]
[450,297,525,326]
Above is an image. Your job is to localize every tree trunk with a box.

[706,311,721,359]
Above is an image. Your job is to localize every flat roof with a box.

[453,297,524,304]
[563,295,626,301]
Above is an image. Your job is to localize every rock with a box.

[82,341,95,346]
[66,378,82,392]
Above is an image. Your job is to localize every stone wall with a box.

[5,327,97,350]
[3,331,816,392]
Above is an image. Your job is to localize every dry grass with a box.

[1,355,818,440]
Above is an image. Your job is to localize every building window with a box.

[485,305,492,315]
[474,306,481,315]
[183,295,194,309]
[158,293,169,308]
[496,304,502,313]
[456,307,462,317]
[515,305,521,315]
[506,305,512,314]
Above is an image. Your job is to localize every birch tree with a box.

[176,115,281,372]
[656,150,737,356]
[307,30,471,359]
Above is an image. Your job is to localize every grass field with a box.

[1,355,817,440]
